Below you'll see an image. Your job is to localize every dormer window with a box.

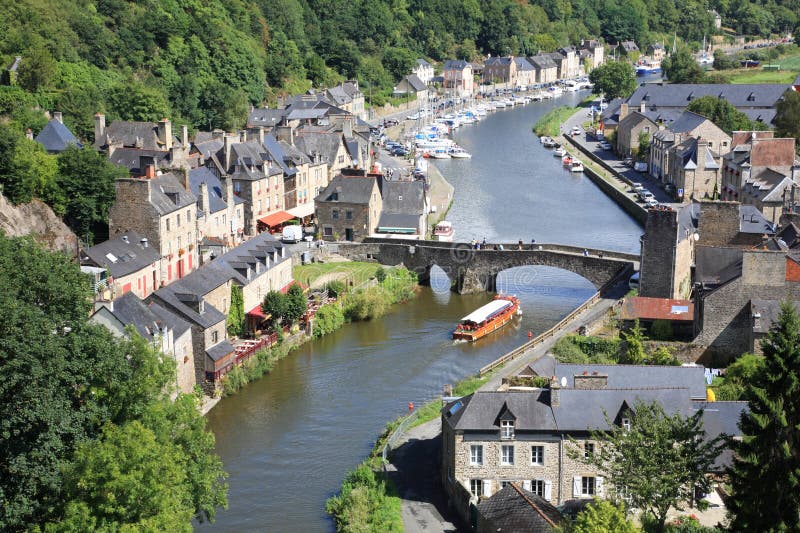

[622,417,631,431]
[198,300,205,314]
[501,420,515,439]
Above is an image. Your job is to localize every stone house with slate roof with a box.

[579,40,605,70]
[528,55,558,84]
[109,165,199,286]
[412,59,434,86]
[34,112,81,153]
[94,114,191,170]
[324,81,365,120]
[442,360,743,525]
[650,110,731,187]
[394,74,428,104]
[81,229,161,299]
[90,291,196,395]
[514,57,536,88]
[476,483,560,532]
[443,60,474,96]
[667,136,723,201]
[620,41,639,55]
[375,179,427,238]
[483,56,515,85]
[294,128,351,185]
[186,166,245,261]
[720,132,800,224]
[315,174,382,241]
[616,110,658,157]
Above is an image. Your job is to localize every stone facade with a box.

[443,60,474,96]
[616,111,657,157]
[241,249,293,312]
[316,177,382,242]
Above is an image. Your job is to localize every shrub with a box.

[375,266,387,283]
[553,335,590,363]
[344,286,389,321]
[647,346,680,366]
[325,280,347,298]
[325,463,402,533]
[313,303,345,338]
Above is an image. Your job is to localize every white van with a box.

[629,271,640,290]
[281,225,303,243]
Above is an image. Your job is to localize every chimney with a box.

[53,111,63,124]
[94,113,106,144]
[224,134,235,170]
[574,373,608,390]
[145,164,156,179]
[343,117,353,138]
[619,103,629,120]
[140,155,157,179]
[225,174,234,209]
[141,237,149,248]
[549,376,560,407]
[179,167,190,191]
[25,128,33,140]
[158,118,173,150]
[275,125,294,144]
[258,126,265,144]
[639,100,646,113]
[182,125,189,149]
[199,181,209,214]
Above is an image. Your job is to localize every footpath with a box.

[387,280,629,532]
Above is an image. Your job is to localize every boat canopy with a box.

[460,299,513,324]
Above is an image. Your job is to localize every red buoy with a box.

[528,331,533,338]
[408,402,414,413]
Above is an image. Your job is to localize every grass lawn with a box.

[293,261,382,288]
[723,50,800,84]
[410,372,494,428]
[533,106,577,137]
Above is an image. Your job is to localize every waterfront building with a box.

[528,55,558,84]
[412,58,435,86]
[578,40,605,70]
[483,56,515,86]
[315,173,382,242]
[186,166,246,261]
[615,110,657,157]
[393,74,429,105]
[81,229,161,299]
[441,360,741,526]
[443,60,474,96]
[375,179,428,238]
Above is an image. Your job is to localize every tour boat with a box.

[553,147,566,157]
[542,137,557,148]
[453,295,521,342]
[570,160,584,172]
[433,220,455,242]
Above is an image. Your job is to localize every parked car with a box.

[623,157,634,167]
[645,198,659,208]
[281,224,303,244]
[630,182,644,192]
[634,161,648,173]
[383,119,399,127]
[391,146,409,157]
[600,141,613,151]
[639,191,655,202]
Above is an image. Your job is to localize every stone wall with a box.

[174,328,196,395]
[109,179,159,244]
[317,200,377,242]
[697,202,743,246]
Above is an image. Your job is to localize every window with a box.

[166,218,170,232]
[470,479,483,497]
[584,442,595,459]
[531,445,544,465]
[622,417,631,431]
[186,212,190,224]
[470,445,483,466]
[176,214,181,227]
[234,182,241,193]
[187,232,191,245]
[345,210,353,220]
[177,236,182,249]
[582,476,596,496]
[531,479,545,497]
[501,420,515,439]
[338,155,344,164]
[501,445,514,466]
[211,330,218,344]
[500,480,513,489]
[222,214,226,226]
[323,226,333,237]
[332,209,339,220]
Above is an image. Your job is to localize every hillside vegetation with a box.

[3,0,800,139]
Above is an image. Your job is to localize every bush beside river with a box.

[533,105,576,138]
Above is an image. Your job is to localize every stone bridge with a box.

[337,239,639,294]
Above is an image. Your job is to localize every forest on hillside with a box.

[1,0,799,138]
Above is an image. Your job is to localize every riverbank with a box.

[426,161,454,232]
[532,105,577,137]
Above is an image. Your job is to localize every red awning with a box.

[246,303,267,318]
[258,211,295,227]
[279,280,307,294]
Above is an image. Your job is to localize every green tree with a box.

[55,146,128,243]
[773,89,800,146]
[637,130,651,161]
[728,302,800,531]
[261,290,288,327]
[284,283,308,324]
[0,127,59,206]
[574,400,724,533]
[55,421,194,532]
[573,498,638,533]
[17,46,58,92]
[621,319,646,364]
[712,49,736,70]
[687,96,757,135]
[589,61,638,100]
[662,48,706,83]
[227,284,245,337]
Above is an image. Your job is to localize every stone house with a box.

[34,112,82,153]
[616,110,658,157]
[441,361,735,526]
[443,60,474,96]
[528,55,558,84]
[94,114,191,171]
[108,162,199,286]
[650,110,731,184]
[578,40,605,70]
[90,291,196,395]
[148,265,236,393]
[555,46,581,79]
[514,57,536,88]
[393,74,428,105]
[483,56,515,85]
[294,128,354,185]
[315,174,382,241]
[721,132,799,223]
[620,41,640,55]
[667,137,723,201]
[412,59,434,86]
[81,230,161,299]
[646,43,666,62]
[185,166,246,261]
[711,10,722,29]
[325,81,365,120]
[375,179,428,238]
[476,483,561,532]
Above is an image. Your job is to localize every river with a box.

[202,91,642,532]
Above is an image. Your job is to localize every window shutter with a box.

[522,480,532,491]
[544,480,552,501]
[573,476,581,497]
[483,479,492,497]
[596,476,604,496]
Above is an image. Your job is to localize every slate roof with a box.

[552,387,693,431]
[416,58,432,67]
[528,54,557,70]
[477,484,560,532]
[294,131,344,165]
[101,121,164,150]
[621,41,639,52]
[150,271,229,329]
[262,135,296,177]
[147,172,197,215]
[444,59,470,70]
[82,230,160,279]
[443,390,557,431]
[206,231,288,286]
[695,245,744,287]
[739,204,775,233]
[403,74,427,92]
[107,291,191,340]
[693,400,747,470]
[189,167,244,216]
[515,57,535,71]
[206,339,235,361]
[676,202,700,242]
[35,119,82,152]
[555,361,706,399]
[485,56,512,66]
[381,180,425,214]
[109,148,171,172]
[326,85,352,106]
[316,175,376,204]
[248,108,286,128]
[669,110,711,134]
[193,138,225,159]
[751,299,800,334]
[377,212,420,230]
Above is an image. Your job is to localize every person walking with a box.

[530,238,536,250]
[583,249,589,257]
